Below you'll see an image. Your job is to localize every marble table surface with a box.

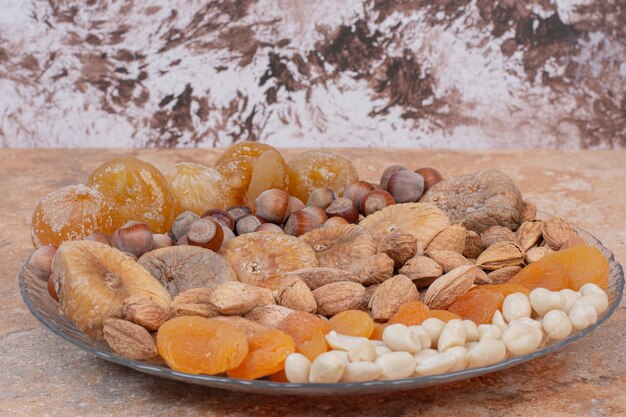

[1,148,624,416]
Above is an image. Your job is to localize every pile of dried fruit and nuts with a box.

[27,142,611,383]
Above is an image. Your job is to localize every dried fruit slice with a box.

[31,184,115,248]
[507,260,569,291]
[328,310,375,338]
[359,203,450,248]
[215,141,288,206]
[87,157,176,233]
[278,311,329,361]
[165,162,237,216]
[287,151,359,202]
[52,240,172,338]
[388,301,430,326]
[221,233,318,289]
[138,246,237,296]
[227,329,296,380]
[299,224,377,273]
[447,288,504,325]
[157,317,248,375]
[479,283,531,297]
[429,310,461,322]
[542,246,610,291]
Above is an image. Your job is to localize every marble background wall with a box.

[0,0,624,148]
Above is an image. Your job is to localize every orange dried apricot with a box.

[328,310,375,338]
[215,141,288,207]
[31,184,114,248]
[508,259,569,291]
[227,329,295,380]
[447,288,505,324]
[287,151,359,202]
[369,323,386,340]
[156,316,248,375]
[429,309,461,322]
[87,157,175,233]
[479,283,531,297]
[165,162,237,216]
[268,369,289,382]
[388,301,430,326]
[277,311,328,361]
[543,246,610,291]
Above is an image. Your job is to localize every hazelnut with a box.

[235,214,266,235]
[415,167,443,193]
[220,223,236,243]
[152,233,174,250]
[380,165,409,190]
[111,221,154,258]
[301,206,328,224]
[324,216,350,227]
[387,171,425,203]
[255,223,285,233]
[307,187,336,209]
[175,235,189,246]
[84,232,112,246]
[255,189,291,224]
[227,206,252,223]
[360,190,395,216]
[284,210,323,236]
[29,245,57,281]
[289,196,305,213]
[187,218,224,251]
[171,211,200,240]
[201,208,235,230]
[325,197,359,224]
[344,181,374,207]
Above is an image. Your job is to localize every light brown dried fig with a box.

[487,266,522,284]
[356,253,395,285]
[368,275,419,322]
[516,220,544,252]
[423,265,477,310]
[463,230,485,259]
[377,232,417,268]
[284,267,364,289]
[313,281,366,316]
[425,224,467,254]
[169,288,218,318]
[475,241,524,270]
[276,276,317,313]
[244,305,296,328]
[208,281,261,315]
[398,255,443,288]
[103,318,157,360]
[427,250,473,273]
[138,246,237,297]
[480,226,520,248]
[122,296,171,332]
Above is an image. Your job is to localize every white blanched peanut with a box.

[309,351,346,383]
[502,323,542,356]
[582,293,609,315]
[326,331,369,351]
[492,310,508,332]
[285,353,311,383]
[329,350,349,363]
[340,361,382,382]
[413,349,438,363]
[445,346,468,372]
[375,352,416,380]
[409,325,432,349]
[375,345,393,358]
[463,320,479,342]
[464,342,479,351]
[542,310,572,340]
[348,341,377,363]
[560,289,581,313]
[421,318,445,345]
[467,339,507,368]
[502,293,532,322]
[437,319,467,351]
[507,318,543,345]
[478,324,502,341]
[529,288,565,317]
[568,298,598,330]
[414,352,456,376]
[579,283,604,296]
[383,324,422,353]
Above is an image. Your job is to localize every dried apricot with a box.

[328,310,375,338]
[479,283,531,297]
[227,329,295,380]
[156,316,248,375]
[447,288,505,324]
[31,184,114,248]
[287,151,359,202]
[388,301,430,326]
[87,157,175,233]
[215,141,288,207]
[268,369,289,382]
[543,246,610,291]
[165,162,237,216]
[508,260,568,291]
[369,323,386,340]
[278,311,328,361]
[429,309,461,322]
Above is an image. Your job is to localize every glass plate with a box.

[19,219,624,395]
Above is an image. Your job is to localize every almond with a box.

[244,305,296,328]
[103,318,157,360]
[560,235,587,250]
[377,233,417,268]
[423,265,477,310]
[524,246,553,264]
[427,250,473,273]
[425,224,467,254]
[520,200,537,222]
[122,296,171,332]
[398,255,443,288]
[276,276,317,313]
[480,226,520,248]
[368,275,419,321]
[212,315,269,337]
[475,241,524,271]
[541,217,580,250]
[462,230,485,259]
[285,267,364,290]
[487,265,522,284]
[313,281,366,316]
[208,281,262,315]
[169,287,218,318]
[515,220,544,252]
[357,253,395,285]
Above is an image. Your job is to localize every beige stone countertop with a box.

[1,149,624,416]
